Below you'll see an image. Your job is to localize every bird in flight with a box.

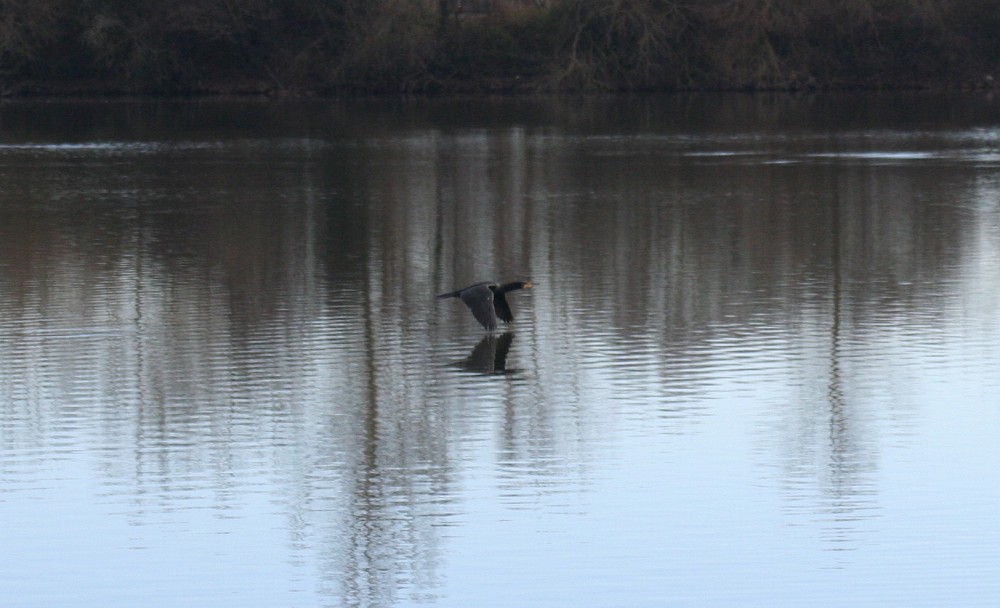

[437,281,532,331]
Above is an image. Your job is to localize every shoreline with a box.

[2,77,995,101]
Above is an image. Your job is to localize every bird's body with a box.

[437,281,532,331]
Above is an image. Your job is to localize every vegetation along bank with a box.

[1,0,997,96]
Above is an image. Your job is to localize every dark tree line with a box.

[0,0,996,95]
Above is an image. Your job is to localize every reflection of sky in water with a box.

[1,98,999,607]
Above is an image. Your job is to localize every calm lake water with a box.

[1,95,999,607]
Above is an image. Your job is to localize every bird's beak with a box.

[524,282,533,289]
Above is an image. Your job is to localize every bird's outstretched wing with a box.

[493,291,514,323]
[460,283,498,330]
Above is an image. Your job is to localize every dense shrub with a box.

[0,0,996,94]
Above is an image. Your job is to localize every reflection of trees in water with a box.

[751,159,952,550]
[3,97,997,600]
[813,173,877,549]
[428,114,965,550]
[305,202,451,606]
[113,102,983,555]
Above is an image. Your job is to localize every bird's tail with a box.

[436,290,461,299]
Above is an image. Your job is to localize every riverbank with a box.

[1,1,997,98]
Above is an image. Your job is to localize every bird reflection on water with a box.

[453,332,516,375]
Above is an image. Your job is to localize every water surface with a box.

[1,95,999,607]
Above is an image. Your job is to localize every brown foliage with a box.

[0,0,996,94]
[0,0,70,77]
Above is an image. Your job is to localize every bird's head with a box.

[496,280,533,294]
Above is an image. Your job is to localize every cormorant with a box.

[437,281,532,331]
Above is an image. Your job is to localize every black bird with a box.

[437,281,533,331]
